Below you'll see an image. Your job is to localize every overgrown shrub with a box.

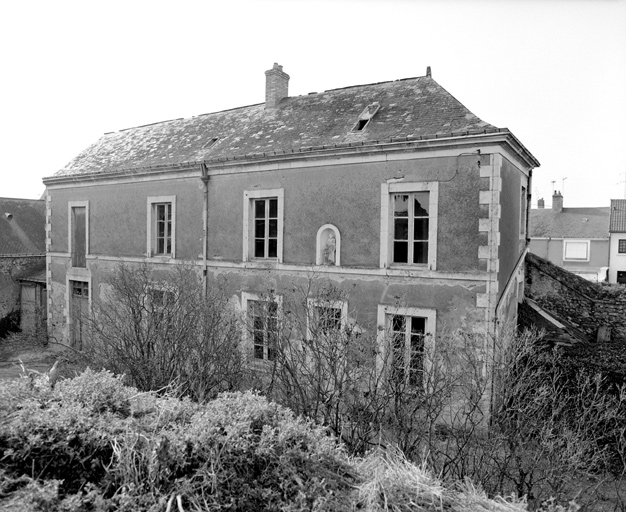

[84,262,246,401]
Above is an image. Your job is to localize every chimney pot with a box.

[265,63,290,109]
[426,66,432,78]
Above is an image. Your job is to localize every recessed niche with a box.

[316,224,340,266]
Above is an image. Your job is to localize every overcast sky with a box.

[1,0,625,208]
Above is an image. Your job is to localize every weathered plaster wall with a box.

[48,177,204,260]
[0,257,45,320]
[206,267,487,337]
[208,154,484,271]
[498,156,526,299]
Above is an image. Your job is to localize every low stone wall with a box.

[525,252,626,342]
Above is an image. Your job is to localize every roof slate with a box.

[0,198,46,255]
[610,199,626,232]
[529,207,610,239]
[51,75,499,177]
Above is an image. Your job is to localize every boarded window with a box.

[71,207,86,268]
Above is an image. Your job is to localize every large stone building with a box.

[43,64,539,378]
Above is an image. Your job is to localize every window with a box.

[69,280,89,350]
[377,305,436,388]
[563,239,590,261]
[390,314,425,386]
[147,196,176,257]
[392,192,429,264]
[243,189,284,262]
[619,240,626,254]
[242,292,281,361]
[68,201,88,267]
[307,299,348,339]
[71,206,86,267]
[352,102,380,132]
[380,181,438,270]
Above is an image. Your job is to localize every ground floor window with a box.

[69,280,89,350]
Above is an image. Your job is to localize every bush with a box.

[84,262,246,401]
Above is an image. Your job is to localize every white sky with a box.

[1,0,625,207]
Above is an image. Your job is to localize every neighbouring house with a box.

[42,64,539,407]
[529,191,610,282]
[0,197,46,337]
[609,199,626,284]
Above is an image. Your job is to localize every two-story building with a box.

[529,192,610,282]
[43,64,539,380]
[609,199,626,284]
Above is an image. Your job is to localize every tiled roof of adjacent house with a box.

[529,207,610,239]
[0,198,46,255]
[50,74,503,178]
[609,199,626,232]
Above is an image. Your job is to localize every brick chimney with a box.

[265,63,289,109]
[552,191,563,213]
[537,198,545,209]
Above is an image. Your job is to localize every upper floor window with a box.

[618,239,626,254]
[563,239,590,262]
[68,201,88,268]
[147,196,176,257]
[243,189,284,262]
[380,182,438,270]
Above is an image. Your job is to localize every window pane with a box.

[414,218,429,241]
[410,317,425,334]
[157,205,165,221]
[393,195,409,217]
[268,239,277,258]
[158,238,165,254]
[254,239,265,257]
[254,219,265,237]
[254,199,265,218]
[269,198,278,218]
[391,315,405,332]
[269,219,278,238]
[393,241,408,263]
[394,218,408,240]
[166,237,171,255]
[254,344,264,359]
[413,193,429,216]
[413,242,428,264]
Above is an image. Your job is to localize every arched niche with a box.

[316,224,341,266]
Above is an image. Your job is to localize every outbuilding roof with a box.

[609,199,626,233]
[0,198,46,255]
[529,207,610,239]
[49,73,512,178]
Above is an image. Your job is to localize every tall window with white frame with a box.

[249,299,278,361]
[154,202,172,256]
[389,314,425,387]
[254,198,278,259]
[392,192,429,264]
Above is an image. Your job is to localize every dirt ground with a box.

[0,336,62,381]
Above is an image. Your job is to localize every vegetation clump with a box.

[0,369,536,511]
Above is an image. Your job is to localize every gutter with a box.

[200,163,210,296]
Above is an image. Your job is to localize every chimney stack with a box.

[552,191,563,213]
[265,63,289,109]
[537,198,545,209]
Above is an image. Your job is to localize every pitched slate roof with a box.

[0,198,46,255]
[609,199,626,232]
[51,74,501,178]
[529,207,610,239]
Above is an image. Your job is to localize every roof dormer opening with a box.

[352,102,380,132]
